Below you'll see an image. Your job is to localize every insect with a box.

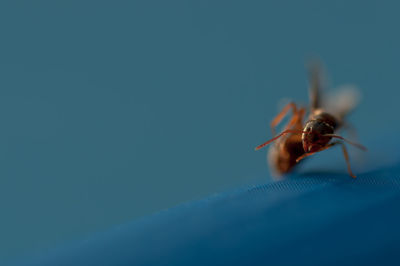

[255,62,366,178]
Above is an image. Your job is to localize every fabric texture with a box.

[16,163,400,266]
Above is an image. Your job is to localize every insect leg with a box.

[295,142,337,163]
[270,102,298,135]
[295,141,357,178]
[339,142,356,178]
[285,107,306,131]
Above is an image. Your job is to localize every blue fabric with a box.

[2,1,400,264]
[16,163,400,266]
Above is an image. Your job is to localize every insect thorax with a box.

[309,110,338,131]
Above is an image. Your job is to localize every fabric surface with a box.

[15,162,400,266]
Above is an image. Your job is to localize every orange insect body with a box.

[267,104,306,176]
[268,128,304,175]
[256,62,366,178]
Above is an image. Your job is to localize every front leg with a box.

[295,141,356,178]
[295,142,337,163]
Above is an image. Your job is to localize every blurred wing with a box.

[307,60,326,111]
[323,85,361,120]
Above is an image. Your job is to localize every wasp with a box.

[255,61,366,178]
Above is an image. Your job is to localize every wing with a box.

[307,60,326,111]
[322,85,361,121]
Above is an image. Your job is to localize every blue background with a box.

[1,0,399,264]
